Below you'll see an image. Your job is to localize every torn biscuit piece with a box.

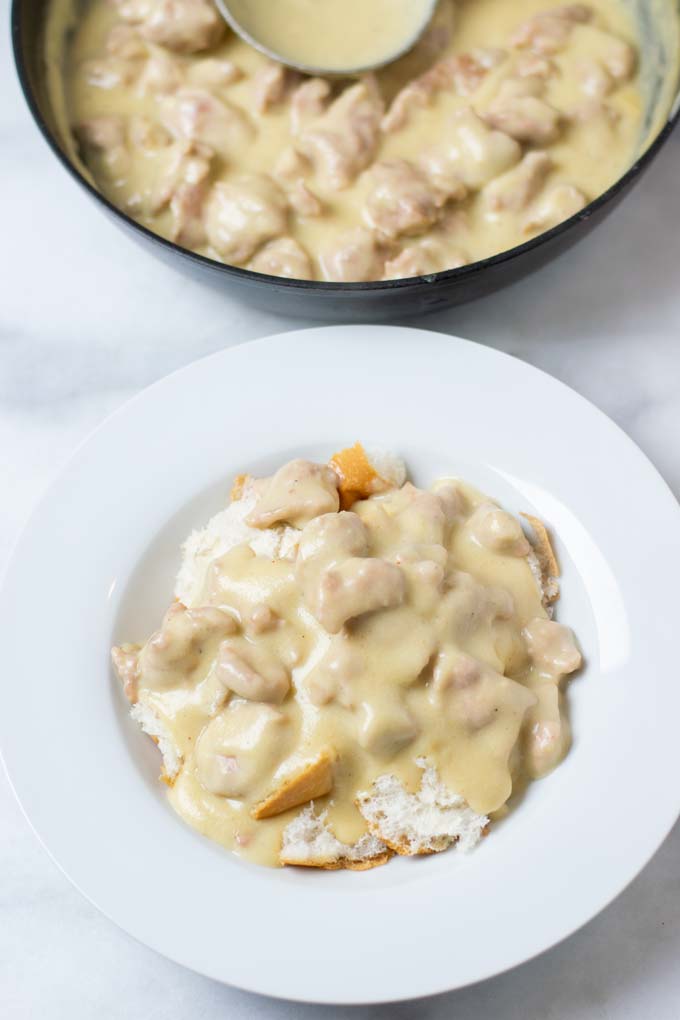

[356,759,488,855]
[251,748,336,820]
[330,442,406,509]
[130,698,183,784]
[113,647,183,783]
[280,806,391,870]
[175,486,299,607]
[521,512,560,604]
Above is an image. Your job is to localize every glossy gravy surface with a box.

[115,457,581,867]
[227,0,433,71]
[56,0,643,281]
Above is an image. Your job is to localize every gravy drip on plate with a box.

[59,0,642,281]
[115,456,581,867]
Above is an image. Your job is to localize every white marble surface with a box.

[2,18,680,1019]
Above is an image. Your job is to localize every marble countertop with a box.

[2,21,680,1020]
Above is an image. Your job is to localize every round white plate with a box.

[2,326,679,1004]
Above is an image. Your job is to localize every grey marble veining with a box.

[2,17,680,1020]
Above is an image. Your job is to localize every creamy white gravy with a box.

[113,451,582,868]
[226,0,434,72]
[52,0,646,281]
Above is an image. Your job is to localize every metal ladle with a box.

[214,0,439,77]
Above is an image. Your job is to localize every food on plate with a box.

[52,0,642,280]
[112,444,582,868]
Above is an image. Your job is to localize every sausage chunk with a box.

[363,159,464,241]
[247,459,340,529]
[483,151,553,216]
[159,87,253,158]
[383,241,467,280]
[423,109,521,191]
[308,558,406,634]
[136,603,238,691]
[205,174,288,263]
[116,0,224,54]
[467,503,531,556]
[484,80,562,145]
[248,237,313,280]
[524,183,587,233]
[523,618,582,679]
[318,228,385,283]
[510,5,592,55]
[296,81,384,189]
[216,640,291,703]
[196,702,287,797]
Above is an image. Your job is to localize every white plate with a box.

[2,326,679,1004]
